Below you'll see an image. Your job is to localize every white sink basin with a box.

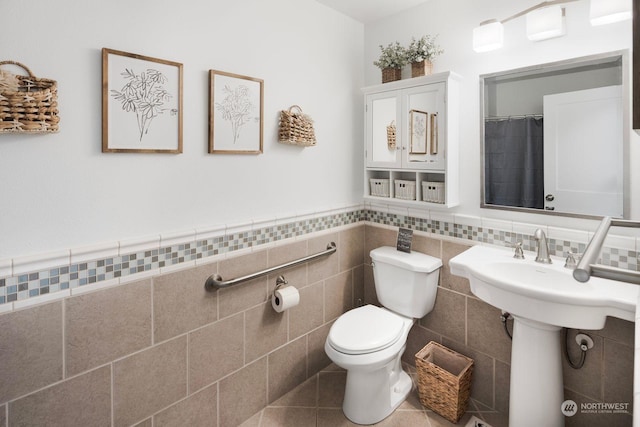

[450,244,638,427]
[450,244,638,329]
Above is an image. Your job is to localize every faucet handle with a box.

[513,242,525,259]
[564,251,582,269]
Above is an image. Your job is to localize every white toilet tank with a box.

[370,246,442,318]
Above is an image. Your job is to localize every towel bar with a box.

[574,217,640,284]
[204,242,337,291]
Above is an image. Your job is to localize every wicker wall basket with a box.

[415,341,474,423]
[411,60,433,78]
[0,61,59,133]
[278,105,316,147]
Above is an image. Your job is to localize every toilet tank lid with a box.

[370,246,442,273]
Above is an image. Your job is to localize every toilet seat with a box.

[328,305,405,355]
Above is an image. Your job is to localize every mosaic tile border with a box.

[0,208,637,307]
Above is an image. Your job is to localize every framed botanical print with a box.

[409,109,428,154]
[102,48,183,153]
[209,69,263,154]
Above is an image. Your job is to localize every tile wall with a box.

[0,206,636,426]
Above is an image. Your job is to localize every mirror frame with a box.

[479,50,631,220]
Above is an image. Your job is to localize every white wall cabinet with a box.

[363,72,460,208]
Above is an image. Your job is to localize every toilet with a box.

[324,246,442,425]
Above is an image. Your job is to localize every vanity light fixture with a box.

[472,0,632,53]
[526,4,566,41]
[590,0,632,26]
[473,20,504,52]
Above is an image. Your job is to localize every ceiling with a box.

[315,0,431,23]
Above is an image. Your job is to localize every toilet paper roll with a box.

[271,285,300,312]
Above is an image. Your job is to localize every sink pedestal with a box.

[510,316,564,427]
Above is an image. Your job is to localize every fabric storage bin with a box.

[415,341,474,423]
[422,181,445,203]
[369,178,390,197]
[394,180,416,200]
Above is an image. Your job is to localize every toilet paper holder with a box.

[274,275,288,290]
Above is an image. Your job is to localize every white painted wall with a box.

[0,0,364,259]
[365,0,639,229]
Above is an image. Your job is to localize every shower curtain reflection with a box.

[484,116,544,209]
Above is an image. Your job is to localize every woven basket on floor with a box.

[0,61,59,133]
[415,341,474,423]
[278,105,316,147]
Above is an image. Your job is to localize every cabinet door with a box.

[403,83,446,170]
[366,91,402,168]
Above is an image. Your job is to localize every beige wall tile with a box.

[308,233,340,285]
[154,384,217,427]
[364,225,396,264]
[217,250,269,318]
[245,302,288,362]
[268,336,308,403]
[0,404,5,427]
[420,287,466,344]
[189,313,244,392]
[268,265,306,292]
[218,277,268,319]
[113,336,187,427]
[271,375,318,407]
[595,317,634,345]
[563,329,603,401]
[442,338,495,408]
[339,227,364,271]
[324,271,353,322]
[308,322,333,376]
[9,366,111,427]
[65,279,152,376]
[603,339,634,409]
[412,234,442,258]
[494,359,510,414]
[363,265,379,306]
[402,324,441,367]
[0,301,63,403]
[352,265,364,307]
[153,264,218,343]
[441,241,473,295]
[133,419,152,427]
[467,298,512,364]
[268,241,307,267]
[289,282,324,340]
[219,357,267,427]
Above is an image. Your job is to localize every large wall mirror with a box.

[480,51,629,219]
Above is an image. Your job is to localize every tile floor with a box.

[240,364,509,427]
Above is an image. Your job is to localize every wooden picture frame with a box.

[209,69,263,154]
[102,48,183,153]
[409,109,428,154]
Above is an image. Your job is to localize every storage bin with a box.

[415,341,474,423]
[422,181,445,203]
[394,180,416,200]
[369,178,390,197]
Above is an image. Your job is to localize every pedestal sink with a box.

[450,244,638,427]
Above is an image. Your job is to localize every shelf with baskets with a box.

[363,72,460,208]
[366,169,451,207]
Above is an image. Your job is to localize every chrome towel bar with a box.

[204,242,337,291]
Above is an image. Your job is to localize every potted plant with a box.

[373,42,407,83]
[406,35,444,78]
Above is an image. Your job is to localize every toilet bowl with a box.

[324,246,442,425]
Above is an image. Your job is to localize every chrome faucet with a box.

[533,229,552,264]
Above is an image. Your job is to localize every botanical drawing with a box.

[110,68,176,141]
[215,84,257,144]
[410,109,428,154]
